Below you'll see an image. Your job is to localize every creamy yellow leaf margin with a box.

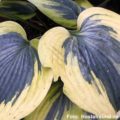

[38,7,120,117]
[0,21,53,120]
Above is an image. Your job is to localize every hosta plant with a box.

[0,0,120,120]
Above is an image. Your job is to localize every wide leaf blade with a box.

[0,21,53,120]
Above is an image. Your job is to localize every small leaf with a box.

[28,0,84,29]
[0,1,37,20]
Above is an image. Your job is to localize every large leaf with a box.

[27,0,84,29]
[0,1,36,20]
[0,21,53,120]
[38,7,120,117]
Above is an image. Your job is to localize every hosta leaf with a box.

[24,81,99,120]
[27,0,84,29]
[38,7,120,117]
[0,21,53,120]
[0,1,36,20]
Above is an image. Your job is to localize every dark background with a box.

[89,0,120,13]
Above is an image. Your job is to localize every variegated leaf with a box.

[38,7,120,117]
[24,81,99,120]
[27,0,84,29]
[0,21,53,120]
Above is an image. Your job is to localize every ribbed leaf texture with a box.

[0,1,36,20]
[38,7,120,117]
[0,21,53,120]
[25,81,99,120]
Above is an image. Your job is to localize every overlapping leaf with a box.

[38,7,120,117]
